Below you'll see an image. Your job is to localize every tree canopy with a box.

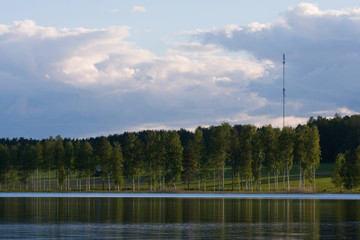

[3,114,360,192]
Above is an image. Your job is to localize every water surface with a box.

[0,193,359,239]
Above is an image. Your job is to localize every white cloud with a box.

[3,3,360,138]
[0,19,96,39]
[225,24,243,38]
[131,6,146,13]
[246,22,271,33]
[220,112,307,128]
[0,20,276,138]
[288,3,360,17]
[312,107,360,117]
[193,3,360,123]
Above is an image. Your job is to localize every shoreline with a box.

[1,192,360,200]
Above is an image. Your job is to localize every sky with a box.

[1,1,360,139]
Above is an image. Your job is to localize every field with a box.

[1,163,351,193]
[180,163,337,193]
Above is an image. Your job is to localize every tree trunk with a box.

[299,162,302,189]
[68,170,71,191]
[48,169,50,190]
[303,173,305,188]
[283,168,285,190]
[232,164,234,191]
[150,176,153,191]
[218,175,220,191]
[222,165,225,191]
[268,172,270,192]
[287,162,290,192]
[108,175,111,191]
[274,172,277,191]
[66,171,68,191]
[259,175,262,192]
[241,177,243,190]
[313,164,316,192]
[132,178,135,191]
[159,175,162,190]
[56,169,58,190]
[198,175,200,192]
[213,170,215,192]
[163,176,165,190]
[36,169,39,190]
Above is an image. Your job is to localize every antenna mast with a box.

[283,53,286,128]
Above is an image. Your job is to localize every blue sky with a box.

[1,1,360,139]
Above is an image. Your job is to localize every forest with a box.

[0,114,360,192]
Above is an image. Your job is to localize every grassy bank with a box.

[1,163,353,193]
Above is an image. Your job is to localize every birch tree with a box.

[111,142,124,191]
[278,126,295,191]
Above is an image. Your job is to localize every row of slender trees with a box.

[0,123,321,192]
[182,123,320,192]
[0,131,183,192]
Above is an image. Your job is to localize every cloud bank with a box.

[0,20,272,138]
[194,3,360,118]
[1,3,360,138]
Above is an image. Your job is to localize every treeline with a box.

[307,114,360,162]
[0,122,321,192]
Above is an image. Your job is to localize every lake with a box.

[0,193,359,239]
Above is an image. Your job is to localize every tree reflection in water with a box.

[0,197,359,239]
